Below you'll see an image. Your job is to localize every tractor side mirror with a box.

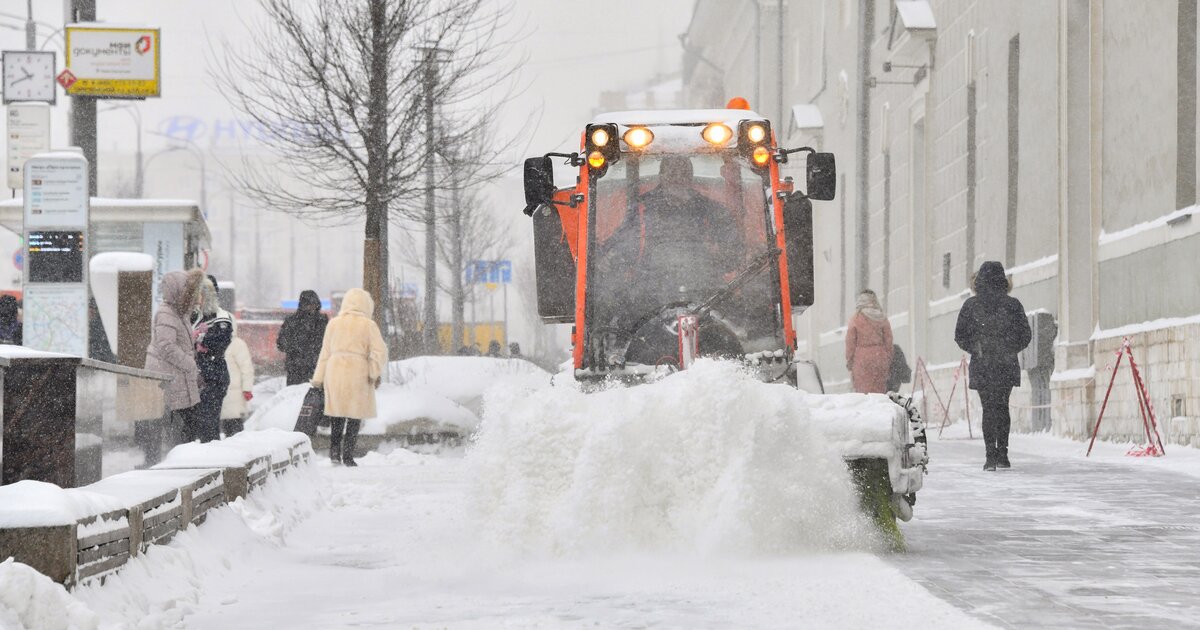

[523,156,555,216]
[806,152,836,201]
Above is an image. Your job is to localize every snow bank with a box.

[71,461,323,627]
[246,357,549,438]
[386,356,551,415]
[469,359,878,556]
[246,383,479,435]
[0,559,100,630]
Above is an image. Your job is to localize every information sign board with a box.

[64,25,160,98]
[22,152,89,356]
[6,103,51,189]
[23,154,88,228]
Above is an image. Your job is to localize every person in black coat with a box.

[190,276,234,443]
[955,261,1032,471]
[277,290,328,385]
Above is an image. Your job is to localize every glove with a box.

[243,391,253,401]
[373,378,381,389]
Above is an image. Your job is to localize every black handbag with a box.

[294,386,327,436]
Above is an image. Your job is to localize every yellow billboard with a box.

[64,25,161,98]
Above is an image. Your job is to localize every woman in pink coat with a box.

[845,290,894,394]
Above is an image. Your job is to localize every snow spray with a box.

[468,359,880,556]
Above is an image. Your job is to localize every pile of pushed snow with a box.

[468,359,878,556]
[246,357,549,436]
[0,559,99,630]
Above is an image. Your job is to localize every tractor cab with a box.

[522,106,836,382]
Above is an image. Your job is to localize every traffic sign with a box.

[12,249,22,271]
[55,69,76,90]
[466,260,512,284]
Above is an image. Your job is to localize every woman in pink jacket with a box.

[845,290,894,394]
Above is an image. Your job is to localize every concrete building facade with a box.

[683,0,1200,445]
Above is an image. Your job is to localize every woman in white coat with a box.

[220,320,255,436]
[310,288,387,466]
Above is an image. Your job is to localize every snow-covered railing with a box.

[0,430,312,587]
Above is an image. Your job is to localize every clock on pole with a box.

[2,51,57,105]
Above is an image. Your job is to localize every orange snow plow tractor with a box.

[521,105,928,547]
[522,108,833,383]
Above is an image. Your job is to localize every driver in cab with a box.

[605,155,742,284]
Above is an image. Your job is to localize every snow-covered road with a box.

[178,448,988,629]
[894,435,1200,629]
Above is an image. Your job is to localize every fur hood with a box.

[339,288,374,318]
[160,269,206,316]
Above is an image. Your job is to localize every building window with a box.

[942,252,951,289]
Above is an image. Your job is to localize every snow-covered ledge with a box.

[0,430,313,587]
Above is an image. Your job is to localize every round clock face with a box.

[3,51,57,104]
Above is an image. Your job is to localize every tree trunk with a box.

[450,185,465,351]
[364,0,390,329]
[421,51,440,354]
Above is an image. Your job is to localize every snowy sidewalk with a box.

[894,434,1200,629]
[180,449,990,630]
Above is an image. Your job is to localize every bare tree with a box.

[213,0,520,331]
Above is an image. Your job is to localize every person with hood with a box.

[277,290,328,385]
[220,318,255,437]
[310,288,386,466]
[955,261,1032,471]
[145,269,206,437]
[0,295,21,345]
[845,290,894,394]
[190,276,234,443]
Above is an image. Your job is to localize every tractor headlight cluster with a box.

[585,123,618,173]
[739,120,773,168]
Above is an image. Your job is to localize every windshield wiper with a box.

[695,246,781,317]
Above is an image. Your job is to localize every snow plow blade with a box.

[809,392,929,550]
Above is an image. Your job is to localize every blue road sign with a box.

[466,260,512,284]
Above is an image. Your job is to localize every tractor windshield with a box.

[589,152,783,362]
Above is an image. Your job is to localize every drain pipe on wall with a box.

[854,0,874,292]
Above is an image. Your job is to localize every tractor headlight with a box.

[591,128,610,148]
[623,126,654,149]
[702,123,733,145]
[746,124,767,143]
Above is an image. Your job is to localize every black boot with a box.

[342,420,362,467]
[329,418,344,465]
[997,448,1011,469]
[983,443,997,471]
